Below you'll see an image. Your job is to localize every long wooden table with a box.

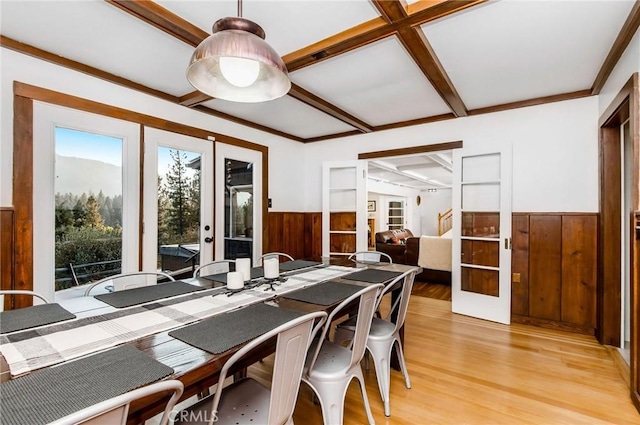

[0,262,420,424]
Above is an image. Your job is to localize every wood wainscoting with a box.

[265,212,322,261]
[511,213,598,334]
[1,207,15,309]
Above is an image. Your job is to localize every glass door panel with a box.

[387,199,405,230]
[156,147,203,273]
[224,160,254,260]
[53,127,124,289]
[143,128,213,274]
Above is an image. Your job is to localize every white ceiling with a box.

[368,151,453,190]
[0,0,636,142]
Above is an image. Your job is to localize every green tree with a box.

[165,150,191,239]
[85,194,104,228]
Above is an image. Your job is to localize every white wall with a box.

[420,188,453,236]
[0,48,307,212]
[304,96,599,214]
[598,27,640,118]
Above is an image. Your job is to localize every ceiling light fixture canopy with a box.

[186,0,290,103]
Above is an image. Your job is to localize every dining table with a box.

[0,260,420,425]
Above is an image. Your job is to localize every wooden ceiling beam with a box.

[591,1,640,95]
[178,91,214,107]
[283,0,486,73]
[372,0,468,117]
[288,84,373,133]
[106,0,207,47]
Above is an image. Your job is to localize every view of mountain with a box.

[55,155,122,197]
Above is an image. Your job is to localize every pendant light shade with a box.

[187,17,290,103]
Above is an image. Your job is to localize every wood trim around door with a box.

[598,72,639,413]
[11,81,270,294]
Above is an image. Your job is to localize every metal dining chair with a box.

[174,311,328,425]
[83,271,175,296]
[257,252,294,266]
[348,250,393,264]
[0,290,50,312]
[302,283,383,425]
[50,379,184,425]
[193,259,236,278]
[334,269,417,417]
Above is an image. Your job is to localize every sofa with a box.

[375,229,451,284]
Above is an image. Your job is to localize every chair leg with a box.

[394,339,411,389]
[303,379,348,425]
[354,366,376,425]
[369,342,391,417]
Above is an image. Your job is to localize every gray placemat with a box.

[281,281,363,306]
[342,269,402,283]
[0,345,174,425]
[201,268,264,284]
[279,260,323,272]
[95,281,205,308]
[169,303,303,354]
[0,303,76,334]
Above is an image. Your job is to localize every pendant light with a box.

[186,0,290,103]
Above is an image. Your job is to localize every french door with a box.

[215,143,262,264]
[452,143,512,324]
[33,103,140,301]
[142,128,213,273]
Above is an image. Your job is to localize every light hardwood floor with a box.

[248,296,638,424]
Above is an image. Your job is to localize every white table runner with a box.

[0,265,353,377]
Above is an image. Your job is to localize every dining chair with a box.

[257,251,294,266]
[302,283,383,425]
[193,259,236,278]
[174,310,328,425]
[0,290,50,312]
[83,271,175,296]
[348,250,393,265]
[50,379,183,425]
[334,269,417,417]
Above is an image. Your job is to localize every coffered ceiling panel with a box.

[421,0,636,109]
[290,36,452,125]
[157,0,380,56]
[202,95,357,139]
[0,0,196,96]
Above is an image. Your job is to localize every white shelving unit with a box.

[322,161,366,258]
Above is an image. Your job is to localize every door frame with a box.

[598,73,639,412]
[9,82,270,306]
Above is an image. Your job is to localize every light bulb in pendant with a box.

[219,56,260,87]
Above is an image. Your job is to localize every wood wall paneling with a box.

[511,214,530,316]
[330,212,356,231]
[561,215,597,328]
[266,212,284,255]
[282,213,305,260]
[529,216,562,321]
[304,212,322,261]
[1,208,15,310]
[461,268,499,297]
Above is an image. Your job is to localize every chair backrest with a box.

[193,260,236,278]
[308,284,383,373]
[84,272,175,296]
[0,290,49,312]
[348,251,393,264]
[257,252,294,266]
[377,269,416,335]
[50,379,183,425]
[210,310,327,425]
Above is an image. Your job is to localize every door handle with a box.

[204,237,213,243]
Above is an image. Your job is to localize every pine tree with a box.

[85,194,104,228]
[165,150,190,239]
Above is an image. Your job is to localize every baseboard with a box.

[605,345,631,388]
